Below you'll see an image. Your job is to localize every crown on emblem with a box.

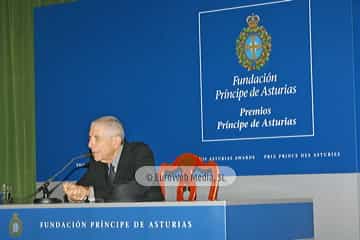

[246,14,260,28]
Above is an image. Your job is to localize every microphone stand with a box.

[34,153,91,204]
[33,182,58,204]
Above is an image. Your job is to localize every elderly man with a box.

[63,116,163,202]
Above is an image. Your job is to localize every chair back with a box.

[158,153,219,201]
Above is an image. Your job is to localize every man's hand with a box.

[63,182,90,202]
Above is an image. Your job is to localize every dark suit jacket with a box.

[77,142,164,202]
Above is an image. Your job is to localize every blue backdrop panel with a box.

[200,0,313,141]
[354,0,360,160]
[34,0,359,180]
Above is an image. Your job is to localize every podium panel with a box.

[227,201,314,240]
[0,200,313,240]
[0,202,225,240]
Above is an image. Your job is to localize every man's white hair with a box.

[91,116,125,141]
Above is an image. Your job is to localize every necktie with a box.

[108,164,116,183]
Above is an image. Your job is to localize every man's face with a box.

[88,123,117,163]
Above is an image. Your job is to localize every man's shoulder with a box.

[125,142,151,151]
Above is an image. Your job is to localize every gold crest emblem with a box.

[236,14,272,70]
[9,213,23,238]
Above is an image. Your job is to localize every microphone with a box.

[75,162,90,168]
[33,153,91,204]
